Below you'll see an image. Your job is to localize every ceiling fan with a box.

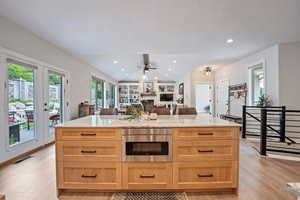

[139,54,158,75]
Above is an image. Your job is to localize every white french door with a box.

[1,52,69,162]
[43,68,68,143]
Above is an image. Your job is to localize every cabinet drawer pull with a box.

[140,175,155,179]
[80,133,96,136]
[81,150,97,154]
[198,150,214,153]
[81,174,97,178]
[198,174,213,178]
[198,132,213,136]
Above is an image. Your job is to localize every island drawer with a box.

[56,128,121,141]
[174,140,238,161]
[173,161,238,189]
[57,161,121,190]
[122,162,173,189]
[174,128,239,141]
[56,141,121,162]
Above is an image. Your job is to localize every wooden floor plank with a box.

[0,141,299,200]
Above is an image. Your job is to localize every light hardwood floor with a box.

[0,141,299,200]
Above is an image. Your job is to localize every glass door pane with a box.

[8,63,36,146]
[96,80,104,109]
[106,83,115,108]
[91,78,104,111]
[48,72,64,137]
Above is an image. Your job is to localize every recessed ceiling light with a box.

[173,60,177,64]
[226,38,234,44]
[168,68,172,72]
[113,60,118,64]
[154,76,158,80]
[121,68,125,71]
[142,75,146,80]
[125,73,129,76]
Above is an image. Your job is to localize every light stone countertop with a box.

[56,114,240,128]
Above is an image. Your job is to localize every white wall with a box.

[0,17,116,118]
[215,45,280,116]
[191,70,215,108]
[279,42,300,109]
[181,70,215,111]
[0,16,116,163]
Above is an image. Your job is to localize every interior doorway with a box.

[195,84,213,114]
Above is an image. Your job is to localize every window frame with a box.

[248,60,266,106]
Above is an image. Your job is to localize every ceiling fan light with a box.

[204,66,212,76]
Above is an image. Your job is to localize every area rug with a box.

[110,192,188,200]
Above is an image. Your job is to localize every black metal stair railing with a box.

[242,105,300,156]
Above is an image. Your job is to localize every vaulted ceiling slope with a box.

[0,0,300,80]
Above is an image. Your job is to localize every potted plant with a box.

[256,95,273,107]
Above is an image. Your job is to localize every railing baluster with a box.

[280,106,286,143]
[242,105,247,138]
[260,108,267,156]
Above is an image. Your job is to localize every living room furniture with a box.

[100,108,118,115]
[152,107,170,115]
[125,104,143,115]
[178,107,197,115]
[79,103,95,117]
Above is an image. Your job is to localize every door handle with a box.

[140,175,155,179]
[198,133,213,136]
[198,150,214,153]
[81,174,97,178]
[80,133,96,136]
[198,174,213,178]
[81,150,97,154]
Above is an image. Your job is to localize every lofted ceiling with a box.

[0,0,300,81]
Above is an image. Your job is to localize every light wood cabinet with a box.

[56,140,121,162]
[57,161,121,190]
[174,128,238,141]
[173,161,238,189]
[122,163,173,189]
[56,126,239,194]
[174,140,238,161]
[56,128,121,141]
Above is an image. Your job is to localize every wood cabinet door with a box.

[174,128,239,141]
[57,161,121,190]
[56,141,121,162]
[122,162,173,189]
[174,140,238,161]
[173,161,238,189]
[56,128,121,141]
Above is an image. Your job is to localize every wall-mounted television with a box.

[160,94,174,102]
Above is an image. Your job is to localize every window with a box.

[91,77,104,110]
[106,83,116,108]
[249,64,265,105]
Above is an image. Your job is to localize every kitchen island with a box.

[55,115,240,196]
